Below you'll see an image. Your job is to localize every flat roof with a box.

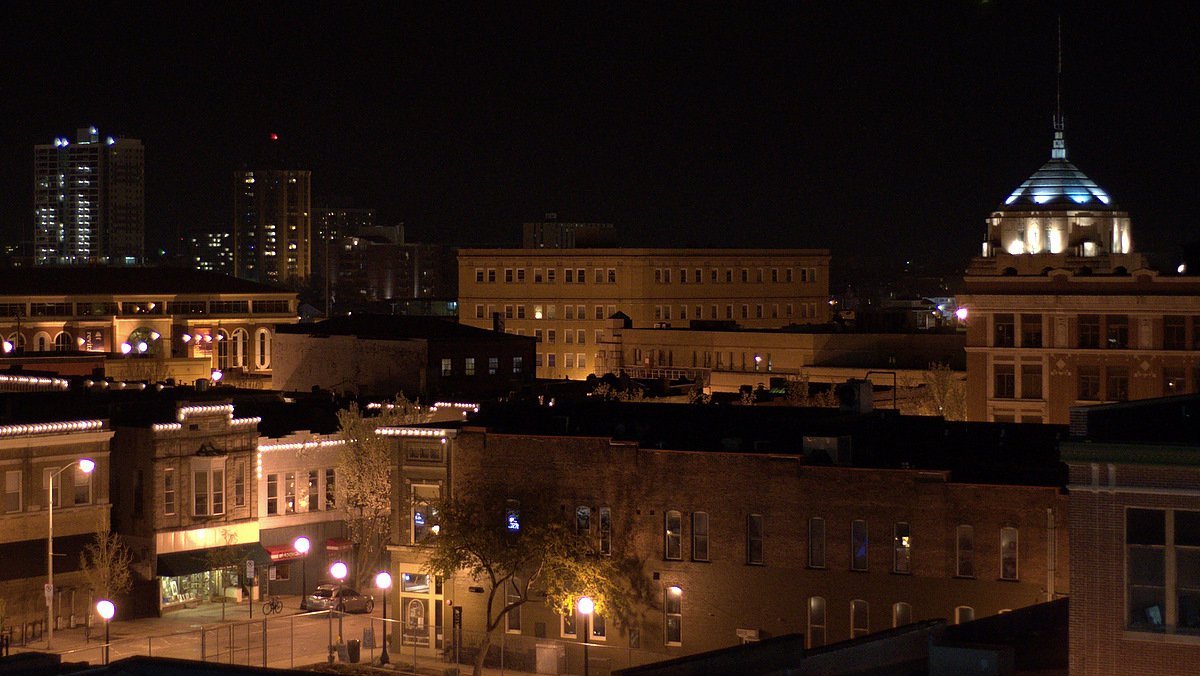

[277,314,536,344]
[0,267,293,297]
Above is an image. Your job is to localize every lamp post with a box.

[375,571,392,665]
[96,599,114,665]
[48,458,95,649]
[578,597,594,676]
[293,536,311,604]
[329,561,348,659]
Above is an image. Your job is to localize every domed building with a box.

[960,121,1200,426]
[972,123,1142,275]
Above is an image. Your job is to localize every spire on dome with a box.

[1051,17,1067,159]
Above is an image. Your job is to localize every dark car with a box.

[302,584,375,613]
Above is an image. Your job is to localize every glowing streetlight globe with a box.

[78,458,96,474]
[375,571,392,590]
[96,599,115,620]
[330,561,348,580]
[577,596,594,616]
[293,536,310,554]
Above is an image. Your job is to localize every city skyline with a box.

[0,4,1197,267]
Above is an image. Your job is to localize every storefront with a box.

[156,543,270,612]
[398,571,444,652]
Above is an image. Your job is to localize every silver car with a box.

[302,584,375,613]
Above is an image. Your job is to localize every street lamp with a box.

[293,536,311,605]
[375,571,392,665]
[96,599,114,665]
[48,458,95,649]
[329,561,348,659]
[578,597,594,676]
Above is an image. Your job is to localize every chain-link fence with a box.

[51,610,669,674]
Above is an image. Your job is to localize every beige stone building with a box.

[958,124,1200,424]
[458,248,831,379]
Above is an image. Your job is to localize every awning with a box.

[265,544,305,562]
[157,542,270,578]
[326,537,353,552]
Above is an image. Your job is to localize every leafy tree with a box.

[910,362,967,421]
[204,528,243,621]
[424,491,639,676]
[80,525,134,602]
[336,394,430,590]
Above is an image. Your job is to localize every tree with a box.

[204,528,244,621]
[336,394,431,590]
[424,491,638,676]
[911,362,967,421]
[80,525,134,603]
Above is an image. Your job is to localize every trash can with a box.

[347,638,361,663]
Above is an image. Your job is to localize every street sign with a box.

[44,583,54,604]
[452,605,462,629]
[246,559,255,580]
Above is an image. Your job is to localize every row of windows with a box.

[3,466,92,513]
[1127,507,1200,634]
[476,268,619,285]
[992,313,1200,350]
[654,267,818,285]
[534,329,591,345]
[654,303,819,322]
[535,353,592,369]
[662,513,1020,580]
[439,357,522,376]
[162,462,249,517]
[0,299,286,318]
[805,598,979,648]
[477,304,617,321]
[265,469,335,516]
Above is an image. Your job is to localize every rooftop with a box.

[1000,131,1116,210]
[277,314,536,344]
[0,267,292,297]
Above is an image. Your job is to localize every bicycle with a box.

[262,596,284,615]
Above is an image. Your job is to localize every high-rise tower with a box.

[232,169,312,285]
[33,127,144,265]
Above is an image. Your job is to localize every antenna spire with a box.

[1051,16,1067,159]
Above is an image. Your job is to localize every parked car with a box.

[302,584,375,613]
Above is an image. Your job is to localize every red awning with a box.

[265,544,304,562]
[326,538,353,552]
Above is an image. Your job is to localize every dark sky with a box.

[1,3,1196,267]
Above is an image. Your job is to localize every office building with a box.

[458,248,831,379]
[958,122,1200,424]
[186,230,233,275]
[233,169,312,285]
[522,215,617,248]
[34,127,144,266]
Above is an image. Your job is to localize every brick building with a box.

[384,401,1068,669]
[1064,395,1200,675]
[457,248,831,380]
[0,414,112,633]
[271,315,536,400]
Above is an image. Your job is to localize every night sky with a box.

[1,3,1196,269]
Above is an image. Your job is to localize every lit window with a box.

[893,522,911,574]
[664,510,682,560]
[561,610,577,638]
[284,471,295,514]
[665,587,682,645]
[266,473,278,515]
[488,357,499,375]
[465,358,475,376]
[441,358,452,376]
[955,606,974,624]
[506,499,520,532]
[851,520,868,571]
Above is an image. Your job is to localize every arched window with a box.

[851,599,869,638]
[6,332,26,352]
[232,329,249,368]
[54,332,73,352]
[34,332,52,352]
[807,597,826,648]
[254,328,271,369]
[216,329,230,370]
[125,327,160,355]
[892,602,912,628]
[955,606,975,624]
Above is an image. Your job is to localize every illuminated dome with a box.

[1000,130,1115,210]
